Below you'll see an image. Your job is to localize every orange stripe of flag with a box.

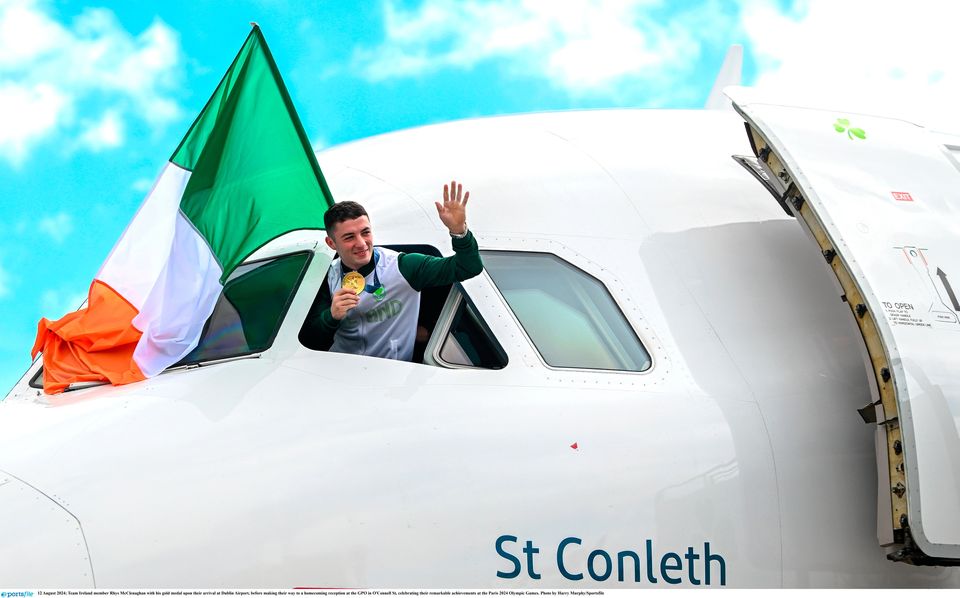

[32,280,146,394]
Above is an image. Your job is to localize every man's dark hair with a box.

[324,201,369,233]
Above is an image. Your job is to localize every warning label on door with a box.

[887,245,960,329]
[882,301,931,328]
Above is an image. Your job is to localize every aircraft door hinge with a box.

[892,482,906,498]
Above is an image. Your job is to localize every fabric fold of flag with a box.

[32,26,333,394]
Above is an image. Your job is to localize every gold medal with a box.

[342,271,365,294]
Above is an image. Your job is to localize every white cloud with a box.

[40,288,87,319]
[0,1,67,65]
[79,110,124,151]
[353,0,734,96]
[131,177,155,193]
[742,0,960,133]
[0,82,67,163]
[354,0,960,122]
[38,212,74,244]
[0,0,184,165]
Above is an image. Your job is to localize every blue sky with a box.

[2,0,958,392]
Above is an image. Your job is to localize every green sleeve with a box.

[298,279,340,350]
[398,230,483,291]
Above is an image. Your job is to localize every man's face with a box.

[325,215,374,270]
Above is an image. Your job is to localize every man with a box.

[300,180,483,361]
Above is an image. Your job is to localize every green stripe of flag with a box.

[171,26,333,280]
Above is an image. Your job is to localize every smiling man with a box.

[300,180,483,361]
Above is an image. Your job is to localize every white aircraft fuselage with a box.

[1,108,958,588]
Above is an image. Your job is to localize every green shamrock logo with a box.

[834,118,866,140]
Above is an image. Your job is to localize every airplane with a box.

[2,53,960,588]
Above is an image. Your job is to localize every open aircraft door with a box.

[728,87,960,565]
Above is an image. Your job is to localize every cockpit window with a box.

[175,251,311,366]
[482,251,651,372]
[426,284,508,369]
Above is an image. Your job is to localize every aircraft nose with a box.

[0,471,95,587]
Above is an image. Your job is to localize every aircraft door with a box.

[729,88,960,564]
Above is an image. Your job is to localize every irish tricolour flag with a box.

[31,26,333,394]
